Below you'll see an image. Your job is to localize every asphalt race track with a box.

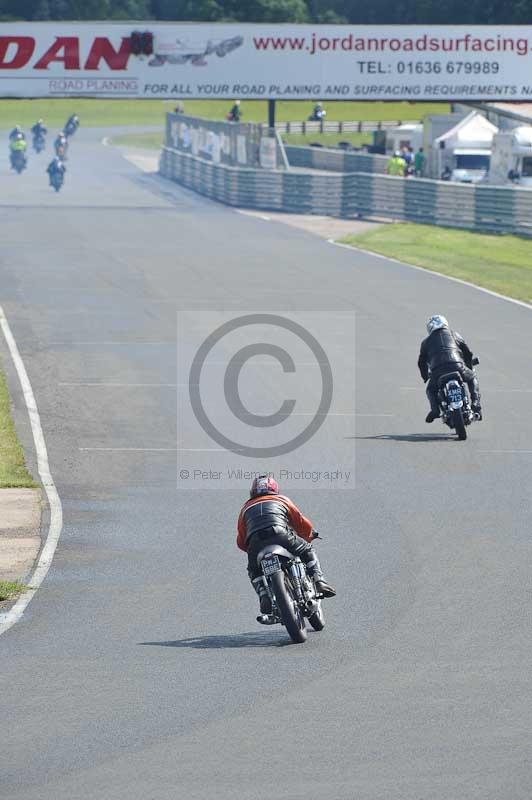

[1,129,532,800]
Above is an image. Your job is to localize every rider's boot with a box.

[425,386,440,423]
[305,555,336,598]
[425,397,440,423]
[470,382,482,420]
[252,577,272,616]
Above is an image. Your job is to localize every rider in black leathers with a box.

[47,156,66,186]
[418,315,482,423]
[31,119,47,138]
[65,114,79,135]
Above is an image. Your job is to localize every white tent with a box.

[435,111,498,150]
[511,126,532,153]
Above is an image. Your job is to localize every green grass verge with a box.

[179,100,450,123]
[112,131,163,149]
[0,98,174,129]
[282,131,371,148]
[112,129,371,150]
[0,580,28,602]
[0,368,37,488]
[0,99,449,129]
[340,223,532,304]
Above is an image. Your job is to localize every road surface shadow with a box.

[140,631,292,649]
[352,433,455,443]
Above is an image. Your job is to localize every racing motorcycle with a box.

[33,133,46,153]
[50,170,64,192]
[54,141,68,160]
[257,543,326,644]
[10,150,27,174]
[65,119,79,137]
[436,357,480,441]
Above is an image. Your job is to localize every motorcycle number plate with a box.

[262,555,281,576]
[448,387,462,402]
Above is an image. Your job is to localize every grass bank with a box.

[340,223,532,304]
[0,99,449,129]
[0,368,37,488]
[0,580,27,602]
[112,131,164,149]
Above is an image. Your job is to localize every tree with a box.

[307,0,347,21]
[150,0,224,20]
[111,0,151,18]
[32,0,51,17]
[67,0,111,17]
[6,0,532,26]
[224,0,309,21]
[49,0,74,18]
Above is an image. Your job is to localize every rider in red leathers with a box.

[237,474,336,617]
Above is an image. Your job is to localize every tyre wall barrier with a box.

[160,146,532,236]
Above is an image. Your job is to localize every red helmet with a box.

[250,474,279,498]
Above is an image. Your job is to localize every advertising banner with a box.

[2,23,532,100]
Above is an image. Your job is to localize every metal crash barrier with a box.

[160,118,532,236]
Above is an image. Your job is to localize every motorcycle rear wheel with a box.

[270,571,307,644]
[452,409,467,440]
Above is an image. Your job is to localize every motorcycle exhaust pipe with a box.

[305,599,318,615]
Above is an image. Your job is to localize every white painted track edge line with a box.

[0,306,63,637]
[328,239,532,312]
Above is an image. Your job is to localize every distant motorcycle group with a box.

[8,114,79,192]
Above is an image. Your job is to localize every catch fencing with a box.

[165,114,404,170]
[275,119,415,135]
[160,144,532,237]
[166,112,285,169]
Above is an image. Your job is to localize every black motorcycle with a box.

[436,357,480,441]
[10,150,27,174]
[257,544,326,644]
[65,119,79,137]
[50,170,64,192]
[33,133,46,153]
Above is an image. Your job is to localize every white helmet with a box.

[426,315,449,334]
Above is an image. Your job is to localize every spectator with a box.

[227,100,242,122]
[174,102,185,114]
[414,147,426,177]
[441,165,452,181]
[386,150,406,177]
[402,145,413,166]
